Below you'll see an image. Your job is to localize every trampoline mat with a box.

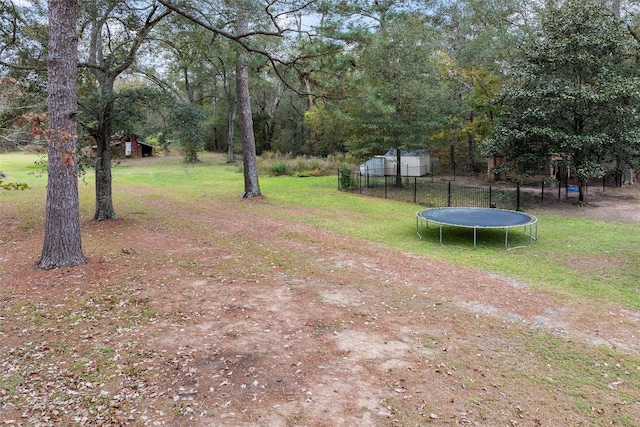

[418,207,536,228]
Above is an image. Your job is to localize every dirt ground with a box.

[542,184,640,222]
[1,182,639,426]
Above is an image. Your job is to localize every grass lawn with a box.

[2,151,639,310]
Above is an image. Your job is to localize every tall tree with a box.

[429,0,520,172]
[144,17,237,160]
[157,0,321,197]
[485,0,640,203]
[345,13,450,186]
[612,0,640,184]
[39,0,86,269]
[78,1,170,220]
[235,6,261,196]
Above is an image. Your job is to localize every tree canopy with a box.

[484,0,640,202]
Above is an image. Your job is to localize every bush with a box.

[269,162,287,176]
[258,151,358,177]
[339,167,357,190]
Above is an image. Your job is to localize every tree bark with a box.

[578,179,586,205]
[93,82,118,221]
[227,106,236,162]
[40,0,86,269]
[395,147,402,187]
[237,59,261,197]
[236,14,260,198]
[226,78,236,162]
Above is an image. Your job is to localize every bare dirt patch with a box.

[1,184,639,426]
[538,184,640,222]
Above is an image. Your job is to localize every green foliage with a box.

[0,179,28,190]
[25,150,102,185]
[485,0,640,189]
[145,132,170,155]
[338,166,357,190]
[343,13,452,162]
[112,86,172,136]
[431,54,504,170]
[269,162,287,176]
[168,103,207,163]
[303,102,348,156]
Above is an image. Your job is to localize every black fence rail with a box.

[338,168,623,210]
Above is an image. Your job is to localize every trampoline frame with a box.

[416,207,538,249]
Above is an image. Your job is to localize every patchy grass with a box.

[3,151,639,310]
[2,151,640,425]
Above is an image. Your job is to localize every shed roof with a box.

[384,149,429,157]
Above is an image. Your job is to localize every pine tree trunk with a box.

[236,14,260,198]
[237,60,261,197]
[227,100,236,163]
[40,0,86,269]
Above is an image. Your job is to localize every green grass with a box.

[3,151,639,310]
[258,173,640,310]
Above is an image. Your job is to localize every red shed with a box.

[92,134,154,158]
[120,134,154,158]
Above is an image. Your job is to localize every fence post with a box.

[447,181,452,207]
[413,177,417,204]
[516,182,521,211]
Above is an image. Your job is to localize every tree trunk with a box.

[93,84,118,220]
[227,96,236,163]
[236,14,260,198]
[578,179,586,205]
[467,112,474,172]
[40,0,86,269]
[265,81,284,152]
[237,59,261,197]
[84,5,168,219]
[395,148,403,187]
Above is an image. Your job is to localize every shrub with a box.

[269,162,287,176]
[258,151,358,177]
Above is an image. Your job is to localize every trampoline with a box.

[416,207,538,249]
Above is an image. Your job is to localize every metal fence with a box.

[338,168,623,210]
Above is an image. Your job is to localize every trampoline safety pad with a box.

[416,207,538,249]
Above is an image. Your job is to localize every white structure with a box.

[360,149,432,177]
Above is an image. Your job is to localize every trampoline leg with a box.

[505,228,509,249]
[474,227,477,249]
[439,225,443,246]
[529,224,538,246]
